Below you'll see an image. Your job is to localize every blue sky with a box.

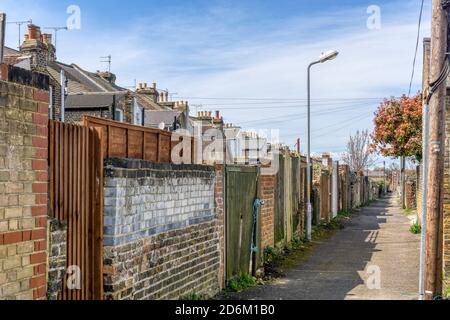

[1,0,431,163]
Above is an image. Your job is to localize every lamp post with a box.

[306,50,339,240]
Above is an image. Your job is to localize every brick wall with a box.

[46,219,67,300]
[214,164,225,290]
[102,159,221,300]
[0,65,49,300]
[259,174,275,250]
[65,109,112,124]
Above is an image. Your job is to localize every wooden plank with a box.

[144,133,158,162]
[63,123,69,221]
[93,128,104,300]
[76,126,82,300]
[128,129,144,159]
[89,128,95,299]
[80,127,86,300]
[110,126,127,158]
[157,133,162,163]
[49,121,54,218]
[85,127,90,300]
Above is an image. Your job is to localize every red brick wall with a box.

[259,174,276,250]
[0,76,49,299]
[214,164,225,289]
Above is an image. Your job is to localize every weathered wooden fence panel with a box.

[83,116,173,162]
[320,172,331,223]
[49,121,104,300]
[291,157,301,238]
[274,154,285,244]
[284,156,293,243]
[225,166,258,280]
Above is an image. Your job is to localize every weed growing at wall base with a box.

[227,274,258,292]
[410,223,421,235]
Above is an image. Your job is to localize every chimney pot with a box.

[28,24,41,41]
[42,33,52,45]
[216,111,220,120]
[144,83,147,88]
[152,82,157,89]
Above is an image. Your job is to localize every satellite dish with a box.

[158,122,165,130]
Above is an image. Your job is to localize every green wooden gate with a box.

[226,165,259,280]
[274,154,285,244]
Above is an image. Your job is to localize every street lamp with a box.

[306,50,339,241]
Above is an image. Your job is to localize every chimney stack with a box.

[20,24,52,71]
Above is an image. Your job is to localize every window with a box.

[133,99,143,126]
[115,109,124,122]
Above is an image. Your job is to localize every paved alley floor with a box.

[230,196,420,300]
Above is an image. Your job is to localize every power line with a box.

[235,103,373,126]
[408,0,425,96]
[198,100,381,111]
[281,111,370,139]
[195,98,386,106]
[176,96,390,102]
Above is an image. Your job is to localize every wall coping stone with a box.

[105,158,214,172]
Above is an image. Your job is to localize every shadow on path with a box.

[225,196,420,300]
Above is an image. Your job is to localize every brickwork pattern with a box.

[0,79,49,300]
[103,160,216,247]
[259,174,275,250]
[214,164,225,290]
[46,219,67,300]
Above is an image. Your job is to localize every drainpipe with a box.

[60,70,66,122]
[112,94,116,121]
[419,102,429,300]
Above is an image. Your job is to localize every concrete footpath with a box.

[231,196,420,300]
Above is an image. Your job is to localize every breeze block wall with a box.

[0,64,49,300]
[102,158,221,300]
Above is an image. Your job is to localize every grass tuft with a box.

[410,223,421,235]
[227,273,258,292]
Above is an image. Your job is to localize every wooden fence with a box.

[49,120,104,300]
[225,166,259,280]
[83,116,197,164]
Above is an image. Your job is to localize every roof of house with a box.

[144,110,181,128]
[47,62,126,94]
[135,93,168,111]
[66,92,128,109]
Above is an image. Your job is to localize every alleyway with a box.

[232,196,421,300]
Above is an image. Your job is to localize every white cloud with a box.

[1,0,431,155]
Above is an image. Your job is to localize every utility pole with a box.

[0,13,5,64]
[425,0,448,300]
[400,156,406,209]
